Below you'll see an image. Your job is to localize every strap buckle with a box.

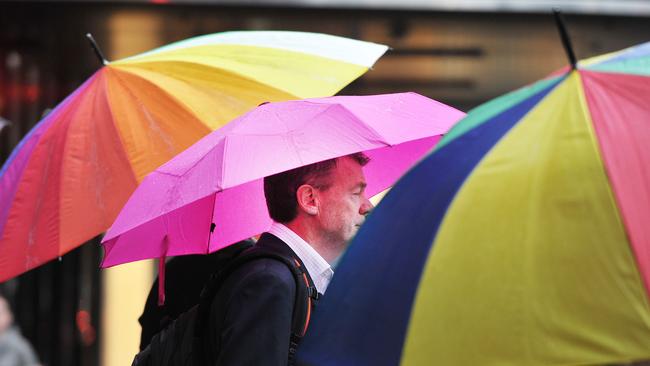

[307,286,321,300]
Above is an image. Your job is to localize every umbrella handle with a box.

[157,256,166,306]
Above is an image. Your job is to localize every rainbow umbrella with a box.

[0,31,388,282]
[297,40,650,365]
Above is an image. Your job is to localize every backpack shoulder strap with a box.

[192,247,319,364]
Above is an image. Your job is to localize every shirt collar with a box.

[268,222,334,294]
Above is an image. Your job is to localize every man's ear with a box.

[296,184,319,216]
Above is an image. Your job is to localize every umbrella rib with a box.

[206,192,217,254]
[153,140,227,185]
[303,102,389,144]
[219,135,229,190]
[337,105,390,145]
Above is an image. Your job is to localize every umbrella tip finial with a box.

[552,9,578,70]
[86,33,109,66]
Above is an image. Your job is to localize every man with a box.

[204,152,373,365]
[0,294,40,366]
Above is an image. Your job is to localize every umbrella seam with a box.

[111,64,213,138]
[97,71,141,191]
[578,70,650,309]
[584,68,650,78]
[282,104,369,165]
[220,135,230,191]
[301,102,389,147]
[336,104,390,144]
[105,69,159,182]
[152,139,226,180]
[101,192,219,256]
[113,59,302,99]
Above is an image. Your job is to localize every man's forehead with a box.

[333,156,366,183]
[336,155,365,167]
[335,156,363,171]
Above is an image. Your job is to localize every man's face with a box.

[316,156,373,250]
[0,297,12,334]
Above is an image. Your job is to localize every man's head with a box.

[0,294,13,334]
[264,153,373,261]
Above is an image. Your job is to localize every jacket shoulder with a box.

[228,257,297,291]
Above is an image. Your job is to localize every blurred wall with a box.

[99,11,164,366]
[1,2,649,366]
[0,5,108,366]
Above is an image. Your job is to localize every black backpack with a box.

[132,247,319,366]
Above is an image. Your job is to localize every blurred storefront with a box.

[1,1,649,365]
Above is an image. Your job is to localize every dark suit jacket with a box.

[205,233,316,366]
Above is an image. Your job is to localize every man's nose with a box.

[360,196,374,215]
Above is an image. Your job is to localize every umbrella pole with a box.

[552,9,577,70]
[85,33,109,66]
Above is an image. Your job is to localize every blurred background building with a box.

[0,1,649,365]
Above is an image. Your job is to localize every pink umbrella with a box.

[101,92,465,267]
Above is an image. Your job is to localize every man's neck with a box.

[284,221,339,264]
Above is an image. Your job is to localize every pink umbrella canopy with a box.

[101,92,465,267]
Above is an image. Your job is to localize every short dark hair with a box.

[264,152,370,223]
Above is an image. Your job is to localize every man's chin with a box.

[347,227,361,241]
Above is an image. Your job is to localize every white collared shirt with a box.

[268,222,334,294]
